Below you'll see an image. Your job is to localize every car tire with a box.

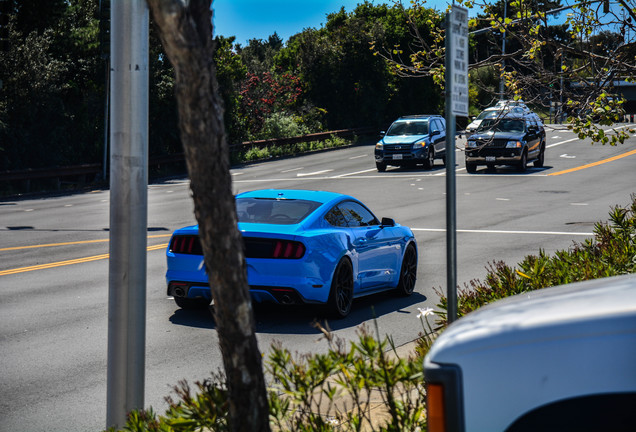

[534,143,545,168]
[518,150,527,172]
[376,162,387,172]
[424,148,435,169]
[441,156,446,167]
[174,296,212,310]
[396,243,417,296]
[327,258,354,318]
[466,162,477,173]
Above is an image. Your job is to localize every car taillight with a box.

[272,240,305,259]
[427,383,446,432]
[169,235,202,255]
[170,235,306,259]
[244,238,306,259]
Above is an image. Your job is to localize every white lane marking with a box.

[281,167,304,173]
[231,172,244,176]
[560,154,576,158]
[297,169,333,177]
[349,154,367,160]
[333,168,377,178]
[496,198,510,201]
[412,228,593,236]
[547,138,578,148]
[570,202,589,206]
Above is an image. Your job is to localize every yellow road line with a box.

[548,148,636,176]
[0,234,172,252]
[0,243,169,276]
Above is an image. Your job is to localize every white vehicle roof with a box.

[425,274,636,431]
[427,274,636,361]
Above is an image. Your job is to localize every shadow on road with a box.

[168,290,427,335]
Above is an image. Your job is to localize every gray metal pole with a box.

[499,0,508,100]
[106,0,149,429]
[445,14,458,324]
[103,58,110,181]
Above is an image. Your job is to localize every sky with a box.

[212,0,449,46]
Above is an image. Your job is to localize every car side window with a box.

[431,120,439,134]
[339,201,380,227]
[324,205,348,227]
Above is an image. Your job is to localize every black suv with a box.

[464,112,546,173]
[374,115,446,172]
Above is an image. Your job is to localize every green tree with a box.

[214,35,248,145]
[275,2,443,130]
[0,0,103,172]
[377,0,636,144]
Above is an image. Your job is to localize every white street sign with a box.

[449,4,468,117]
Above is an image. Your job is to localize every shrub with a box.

[256,112,312,140]
[108,323,428,432]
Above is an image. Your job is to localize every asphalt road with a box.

[1,123,635,431]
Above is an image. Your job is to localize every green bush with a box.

[238,134,353,163]
[109,323,428,432]
[255,112,312,141]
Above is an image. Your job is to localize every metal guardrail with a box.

[0,127,381,186]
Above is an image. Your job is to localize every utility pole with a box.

[499,0,508,100]
[106,0,149,429]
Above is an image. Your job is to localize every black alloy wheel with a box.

[328,258,354,318]
[424,147,435,169]
[396,243,417,296]
[518,150,527,172]
[534,144,545,168]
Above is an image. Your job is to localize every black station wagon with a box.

[464,113,546,173]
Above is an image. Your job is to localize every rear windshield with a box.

[236,197,322,225]
[386,121,428,136]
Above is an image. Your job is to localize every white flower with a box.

[417,307,436,319]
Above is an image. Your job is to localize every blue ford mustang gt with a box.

[166,189,418,318]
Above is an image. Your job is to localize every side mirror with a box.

[381,217,395,227]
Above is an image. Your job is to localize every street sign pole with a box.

[445,5,468,324]
[106,0,149,429]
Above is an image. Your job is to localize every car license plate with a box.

[393,154,403,160]
[486,156,496,162]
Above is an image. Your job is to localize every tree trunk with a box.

[145,1,270,431]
